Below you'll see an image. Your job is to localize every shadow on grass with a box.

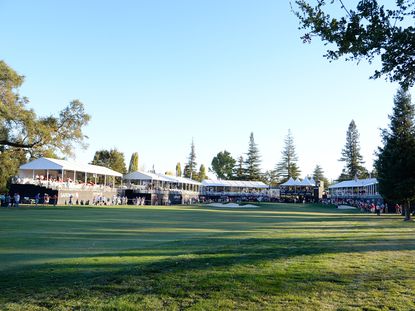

[1,233,415,305]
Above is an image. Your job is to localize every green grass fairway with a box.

[0,204,414,310]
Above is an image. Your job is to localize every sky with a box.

[0,0,401,181]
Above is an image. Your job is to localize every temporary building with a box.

[18,157,122,184]
[201,179,269,189]
[123,171,201,191]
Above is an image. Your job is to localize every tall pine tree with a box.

[128,152,139,172]
[276,129,301,183]
[339,120,367,180]
[244,132,262,180]
[234,156,245,180]
[183,139,197,180]
[375,88,415,221]
[313,164,329,188]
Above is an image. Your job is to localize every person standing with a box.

[44,193,49,205]
[35,193,40,206]
[5,193,11,207]
[376,204,381,216]
[14,193,20,208]
[395,204,401,214]
[52,194,58,206]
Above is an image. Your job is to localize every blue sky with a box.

[1,0,400,180]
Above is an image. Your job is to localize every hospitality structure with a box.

[200,179,272,202]
[11,157,276,206]
[279,177,325,202]
[121,171,201,205]
[11,157,122,204]
[328,178,381,200]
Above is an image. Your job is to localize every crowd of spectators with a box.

[14,176,113,192]
[0,193,20,207]
[321,198,405,215]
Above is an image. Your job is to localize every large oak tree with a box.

[0,60,90,191]
[91,149,127,174]
[211,150,236,180]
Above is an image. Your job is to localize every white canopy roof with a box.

[300,177,315,186]
[123,171,172,182]
[201,179,269,189]
[281,177,296,186]
[123,171,201,186]
[329,178,378,189]
[281,177,316,187]
[170,175,201,186]
[19,157,123,177]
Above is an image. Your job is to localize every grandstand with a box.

[200,179,271,202]
[11,157,122,205]
[279,177,324,202]
[122,171,201,205]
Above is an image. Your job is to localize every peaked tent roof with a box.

[280,177,296,186]
[281,177,316,187]
[19,157,123,177]
[299,177,315,186]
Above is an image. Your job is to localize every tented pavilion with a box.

[200,180,270,201]
[123,171,201,192]
[122,171,201,205]
[328,178,380,199]
[18,157,123,187]
[279,177,323,202]
[280,177,317,190]
[201,180,269,194]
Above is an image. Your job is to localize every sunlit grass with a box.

[0,203,414,310]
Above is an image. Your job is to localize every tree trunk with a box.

[404,200,411,221]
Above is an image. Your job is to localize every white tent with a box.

[299,177,316,186]
[123,171,201,187]
[123,171,172,182]
[281,177,316,187]
[329,178,378,189]
[201,179,268,189]
[280,177,296,187]
[19,157,122,178]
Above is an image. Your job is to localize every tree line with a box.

[0,55,371,192]
[293,0,415,220]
